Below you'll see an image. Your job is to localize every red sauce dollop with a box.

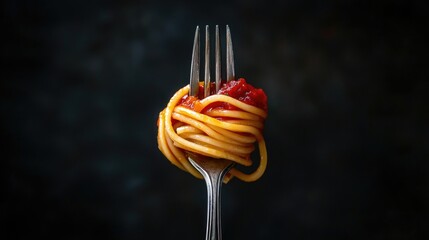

[179,78,267,112]
[217,78,267,111]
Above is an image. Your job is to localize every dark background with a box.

[2,0,428,239]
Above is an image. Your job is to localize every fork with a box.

[187,25,236,240]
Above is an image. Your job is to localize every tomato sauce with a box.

[217,78,267,111]
[179,78,267,112]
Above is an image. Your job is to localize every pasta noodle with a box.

[157,79,268,182]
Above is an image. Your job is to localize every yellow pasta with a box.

[157,80,268,182]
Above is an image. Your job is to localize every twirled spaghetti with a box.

[157,78,268,182]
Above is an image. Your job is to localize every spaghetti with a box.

[157,78,268,182]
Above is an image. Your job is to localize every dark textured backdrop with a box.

[2,0,428,239]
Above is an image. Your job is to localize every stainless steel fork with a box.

[187,25,236,240]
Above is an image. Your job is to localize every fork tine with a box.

[204,25,210,98]
[190,25,235,96]
[226,25,235,82]
[189,26,200,97]
[215,25,221,92]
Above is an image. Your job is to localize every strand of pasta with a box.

[157,85,268,182]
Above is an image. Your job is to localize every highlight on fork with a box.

[157,25,268,183]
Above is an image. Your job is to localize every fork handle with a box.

[204,170,225,240]
[188,154,234,240]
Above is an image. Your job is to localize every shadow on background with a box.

[2,0,428,239]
